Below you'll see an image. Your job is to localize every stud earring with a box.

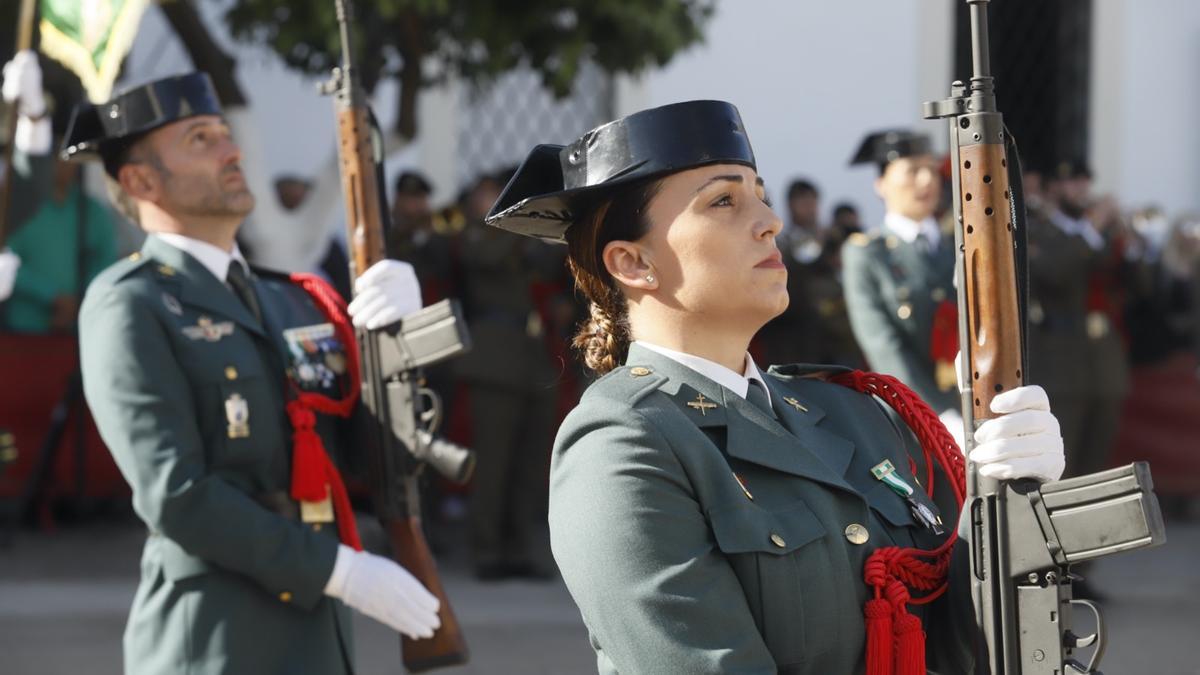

[645,274,656,284]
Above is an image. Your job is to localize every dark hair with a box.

[786,178,819,201]
[565,179,661,375]
[832,202,858,217]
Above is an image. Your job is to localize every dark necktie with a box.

[746,380,776,419]
[226,262,263,325]
[915,232,934,256]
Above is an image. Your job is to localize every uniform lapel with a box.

[625,345,853,494]
[142,237,268,339]
[762,374,856,482]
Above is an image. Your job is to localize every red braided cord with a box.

[829,370,966,609]
[285,273,364,549]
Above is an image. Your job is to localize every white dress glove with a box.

[970,385,1066,482]
[2,50,50,155]
[0,249,20,302]
[346,259,422,330]
[2,50,45,115]
[324,544,441,638]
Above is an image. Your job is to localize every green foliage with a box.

[223,0,714,97]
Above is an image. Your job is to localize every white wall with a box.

[1091,0,1200,217]
[615,0,954,227]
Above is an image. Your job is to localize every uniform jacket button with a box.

[770,533,787,548]
[279,591,293,603]
[224,366,238,380]
[844,523,869,545]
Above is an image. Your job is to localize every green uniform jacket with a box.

[80,236,356,675]
[1025,212,1129,399]
[841,230,958,413]
[550,344,972,674]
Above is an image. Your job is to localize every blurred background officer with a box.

[758,178,863,368]
[842,130,960,431]
[454,170,564,581]
[387,170,456,306]
[1026,159,1130,478]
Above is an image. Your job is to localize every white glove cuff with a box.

[14,116,51,155]
[323,544,357,597]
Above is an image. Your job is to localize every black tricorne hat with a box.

[60,72,223,177]
[1052,158,1092,181]
[850,129,932,172]
[485,100,757,244]
[394,170,433,196]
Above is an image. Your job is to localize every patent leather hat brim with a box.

[486,100,756,244]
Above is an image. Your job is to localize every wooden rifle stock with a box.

[389,513,469,672]
[958,142,1024,418]
[328,0,467,669]
[336,104,387,280]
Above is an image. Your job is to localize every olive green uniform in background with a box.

[841,230,958,413]
[1025,212,1129,478]
[550,344,972,674]
[759,234,864,369]
[80,236,358,675]
[453,220,564,571]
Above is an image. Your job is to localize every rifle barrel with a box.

[969,0,992,81]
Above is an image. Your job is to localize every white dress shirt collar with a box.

[884,212,941,248]
[1050,210,1105,251]
[633,340,771,405]
[153,233,249,283]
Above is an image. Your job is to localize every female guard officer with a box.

[485,101,1065,675]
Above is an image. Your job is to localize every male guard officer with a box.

[67,73,439,674]
[842,130,960,431]
[1025,160,1130,478]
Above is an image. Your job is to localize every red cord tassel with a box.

[864,598,895,675]
[287,404,327,502]
[894,610,926,675]
[831,370,967,673]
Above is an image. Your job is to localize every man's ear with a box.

[602,240,657,291]
[873,175,887,201]
[117,162,158,203]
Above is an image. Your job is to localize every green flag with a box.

[39,0,150,102]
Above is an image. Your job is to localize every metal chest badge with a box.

[225,393,250,439]
[184,315,235,342]
[301,485,336,524]
[871,459,944,534]
[282,323,346,392]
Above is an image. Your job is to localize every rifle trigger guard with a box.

[417,386,443,435]
[1065,598,1106,673]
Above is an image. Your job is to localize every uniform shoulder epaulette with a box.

[586,364,669,407]
[91,251,155,288]
[846,231,878,248]
[768,362,855,380]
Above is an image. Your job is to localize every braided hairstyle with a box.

[565,179,662,375]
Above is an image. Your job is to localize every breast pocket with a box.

[708,501,837,668]
[183,347,281,469]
